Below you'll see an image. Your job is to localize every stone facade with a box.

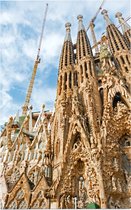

[0,10,131,209]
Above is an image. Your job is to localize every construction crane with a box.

[86,0,106,53]
[22,4,48,116]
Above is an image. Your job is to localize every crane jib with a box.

[22,4,48,116]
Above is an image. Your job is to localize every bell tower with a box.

[52,23,75,184]
[76,15,102,120]
[115,12,131,47]
[101,9,131,88]
[57,22,75,104]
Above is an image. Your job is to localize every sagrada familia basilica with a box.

[0,6,131,209]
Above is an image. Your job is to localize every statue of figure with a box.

[93,189,100,205]
[108,196,115,208]
[73,137,81,151]
[65,194,72,209]
[100,44,112,70]
[113,158,119,171]
[125,171,131,190]
[112,176,117,191]
[59,194,66,209]
[115,199,121,208]
[78,199,83,209]
[34,169,39,185]
[117,178,122,192]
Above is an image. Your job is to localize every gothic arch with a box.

[112,92,129,108]
[67,120,90,150]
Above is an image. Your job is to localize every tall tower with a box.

[57,22,75,103]
[115,12,131,47]
[52,23,75,187]
[101,10,131,88]
[76,15,101,120]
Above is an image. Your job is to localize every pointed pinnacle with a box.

[65,22,72,42]
[77,15,85,31]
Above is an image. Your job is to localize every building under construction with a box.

[0,2,131,209]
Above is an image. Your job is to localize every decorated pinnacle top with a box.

[115,12,130,33]
[77,15,85,31]
[64,22,72,42]
[101,9,112,26]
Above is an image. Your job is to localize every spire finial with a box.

[115,12,130,32]
[115,12,122,18]
[101,9,112,26]
[77,15,85,31]
[64,22,72,42]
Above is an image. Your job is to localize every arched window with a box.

[99,88,103,105]
[74,71,78,86]
[113,92,122,108]
[56,139,60,158]
[65,44,68,66]
[80,65,83,83]
[64,73,67,90]
[89,61,92,76]
[126,55,130,65]
[98,79,102,87]
[59,75,62,95]
[112,92,128,108]
[120,56,125,64]
[69,72,72,89]
[84,62,88,78]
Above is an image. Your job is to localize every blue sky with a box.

[0,0,130,125]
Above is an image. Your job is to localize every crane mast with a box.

[86,0,106,53]
[22,4,48,116]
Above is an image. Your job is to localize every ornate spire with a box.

[76,15,92,61]
[115,12,130,33]
[77,15,85,31]
[64,22,72,42]
[101,9,128,52]
[59,22,74,70]
[101,9,112,26]
[57,22,75,99]
[101,10,130,86]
